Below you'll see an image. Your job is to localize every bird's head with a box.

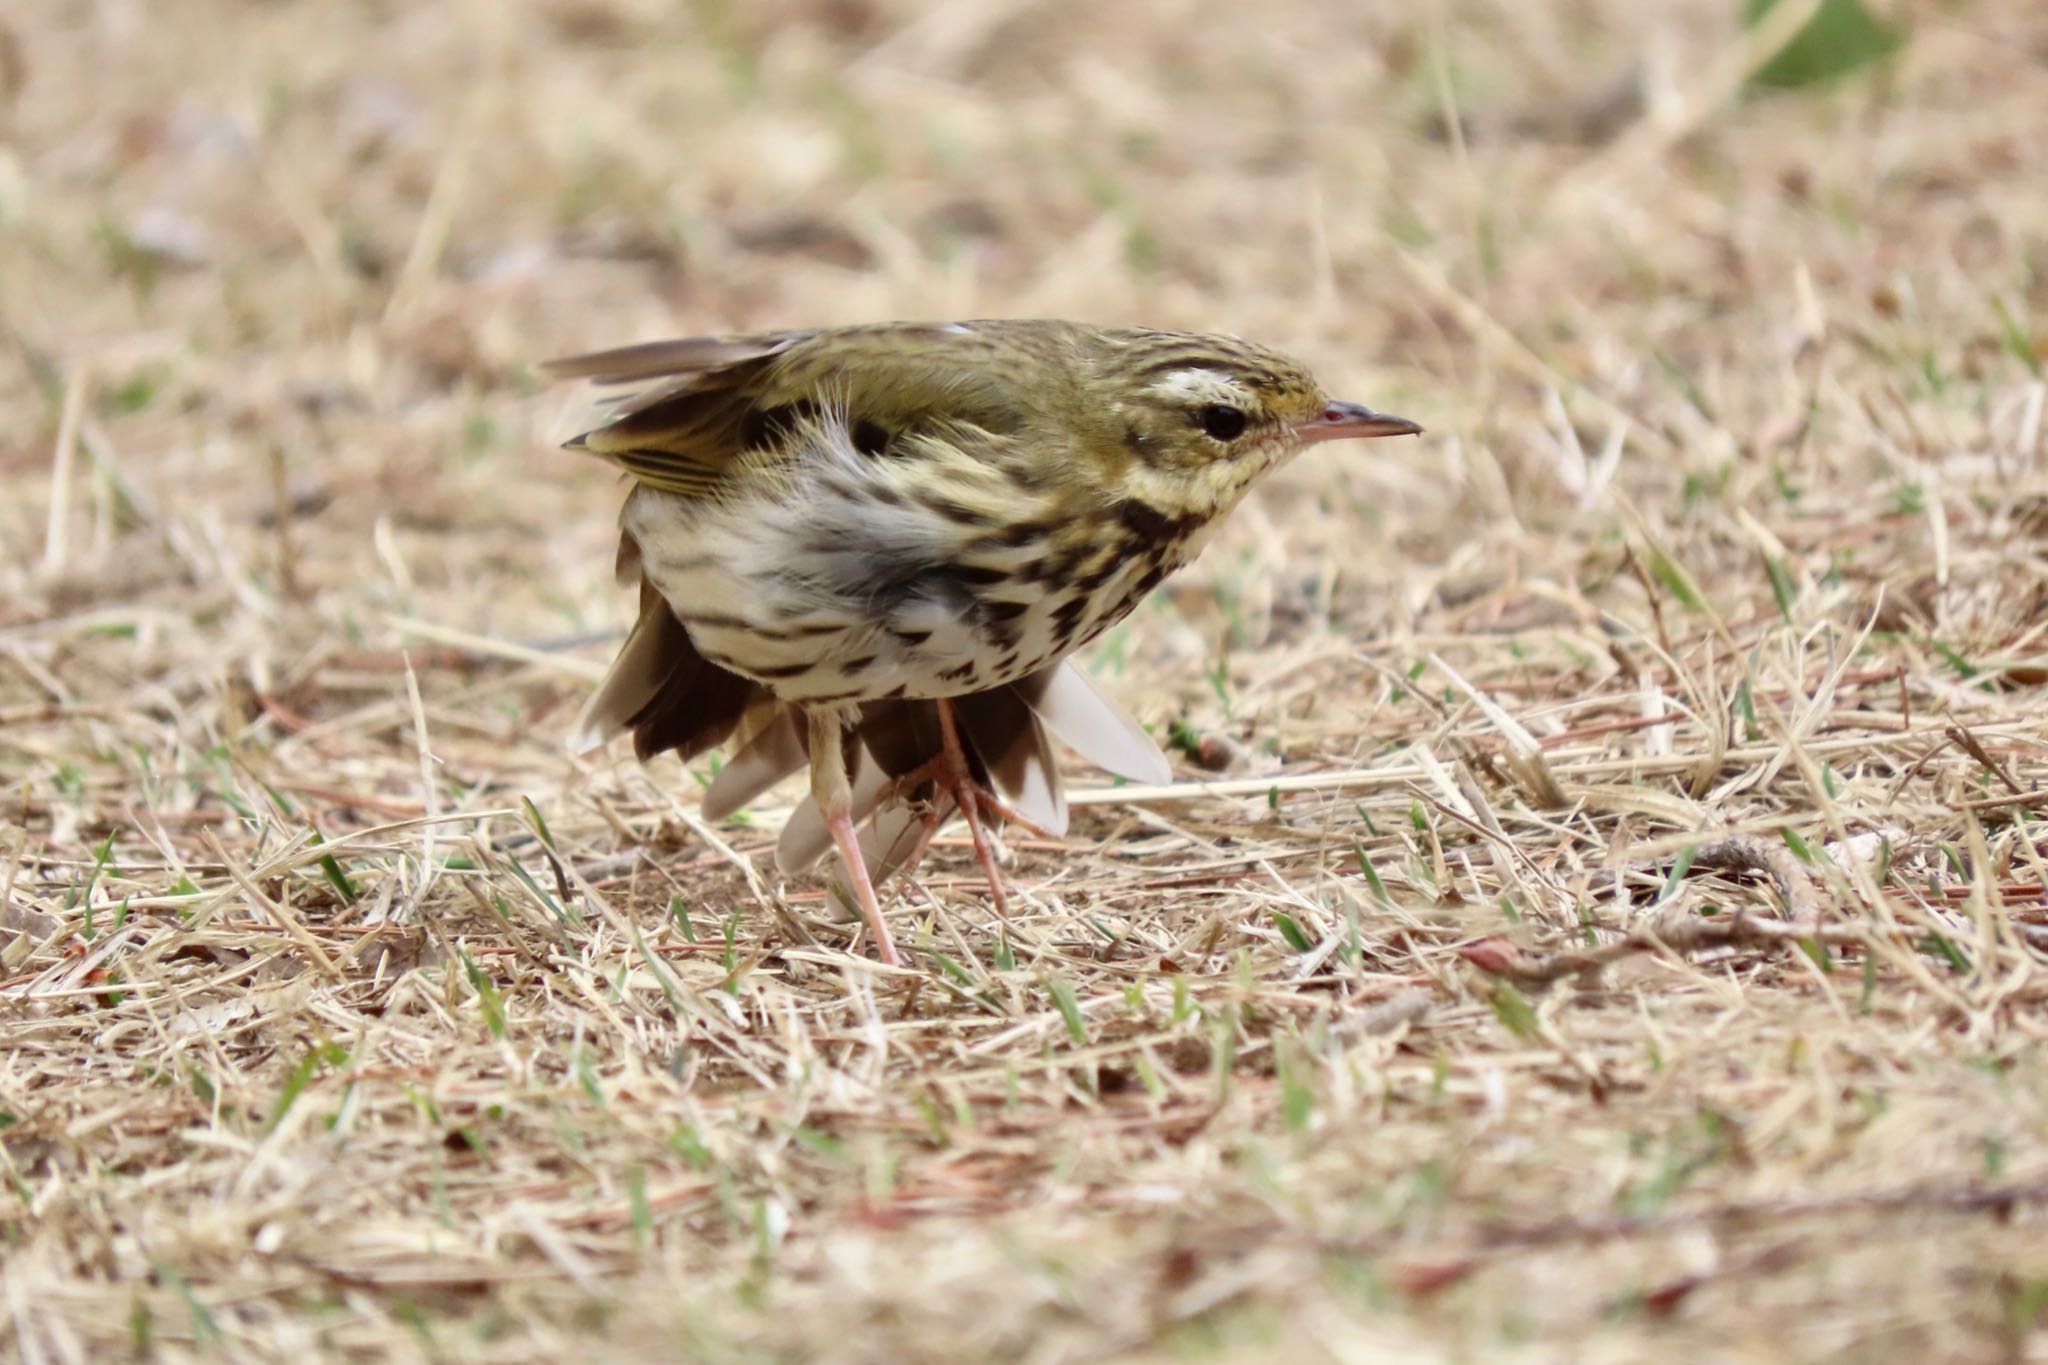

[1086,328,1421,523]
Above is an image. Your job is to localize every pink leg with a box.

[878,699,1057,915]
[932,697,1012,916]
[809,710,902,966]
[825,805,901,967]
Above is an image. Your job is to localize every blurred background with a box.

[7,2,2048,1360]
[10,0,2035,681]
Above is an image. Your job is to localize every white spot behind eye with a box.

[1152,369,1251,407]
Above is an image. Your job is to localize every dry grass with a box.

[5,0,2048,1359]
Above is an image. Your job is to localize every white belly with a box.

[623,476,1189,705]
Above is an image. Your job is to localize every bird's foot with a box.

[879,698,1054,915]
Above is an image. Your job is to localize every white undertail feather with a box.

[701,709,806,823]
[1020,664,1172,786]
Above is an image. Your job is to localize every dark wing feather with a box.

[548,333,806,500]
[542,335,802,385]
[548,323,1046,501]
[573,575,764,764]
[625,644,759,763]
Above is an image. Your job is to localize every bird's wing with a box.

[569,574,676,753]
[570,572,763,762]
[543,335,803,386]
[547,333,808,500]
[952,685,1067,835]
[547,323,1049,499]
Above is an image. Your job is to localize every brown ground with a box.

[5,1,2048,1360]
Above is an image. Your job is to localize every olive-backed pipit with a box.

[551,320,1421,965]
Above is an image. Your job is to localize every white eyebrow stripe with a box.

[1152,369,1250,404]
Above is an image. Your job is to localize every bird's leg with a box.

[928,697,1010,914]
[808,710,901,967]
[889,713,1058,842]
[882,699,1058,913]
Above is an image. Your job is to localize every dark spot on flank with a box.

[1074,559,1120,593]
[751,660,820,680]
[677,609,752,631]
[840,654,877,674]
[891,628,932,646]
[941,662,979,683]
[987,518,1058,549]
[1011,547,1077,585]
[1051,594,1091,634]
[1003,460,1052,493]
[952,563,1010,587]
[852,420,891,457]
[979,598,1030,622]
[924,497,993,526]
[1116,499,1202,543]
[681,611,836,643]
[1134,564,1168,596]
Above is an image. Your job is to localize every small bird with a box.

[551,320,1420,966]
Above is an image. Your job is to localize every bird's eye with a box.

[1198,405,1248,441]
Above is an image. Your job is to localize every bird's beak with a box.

[1296,400,1424,444]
